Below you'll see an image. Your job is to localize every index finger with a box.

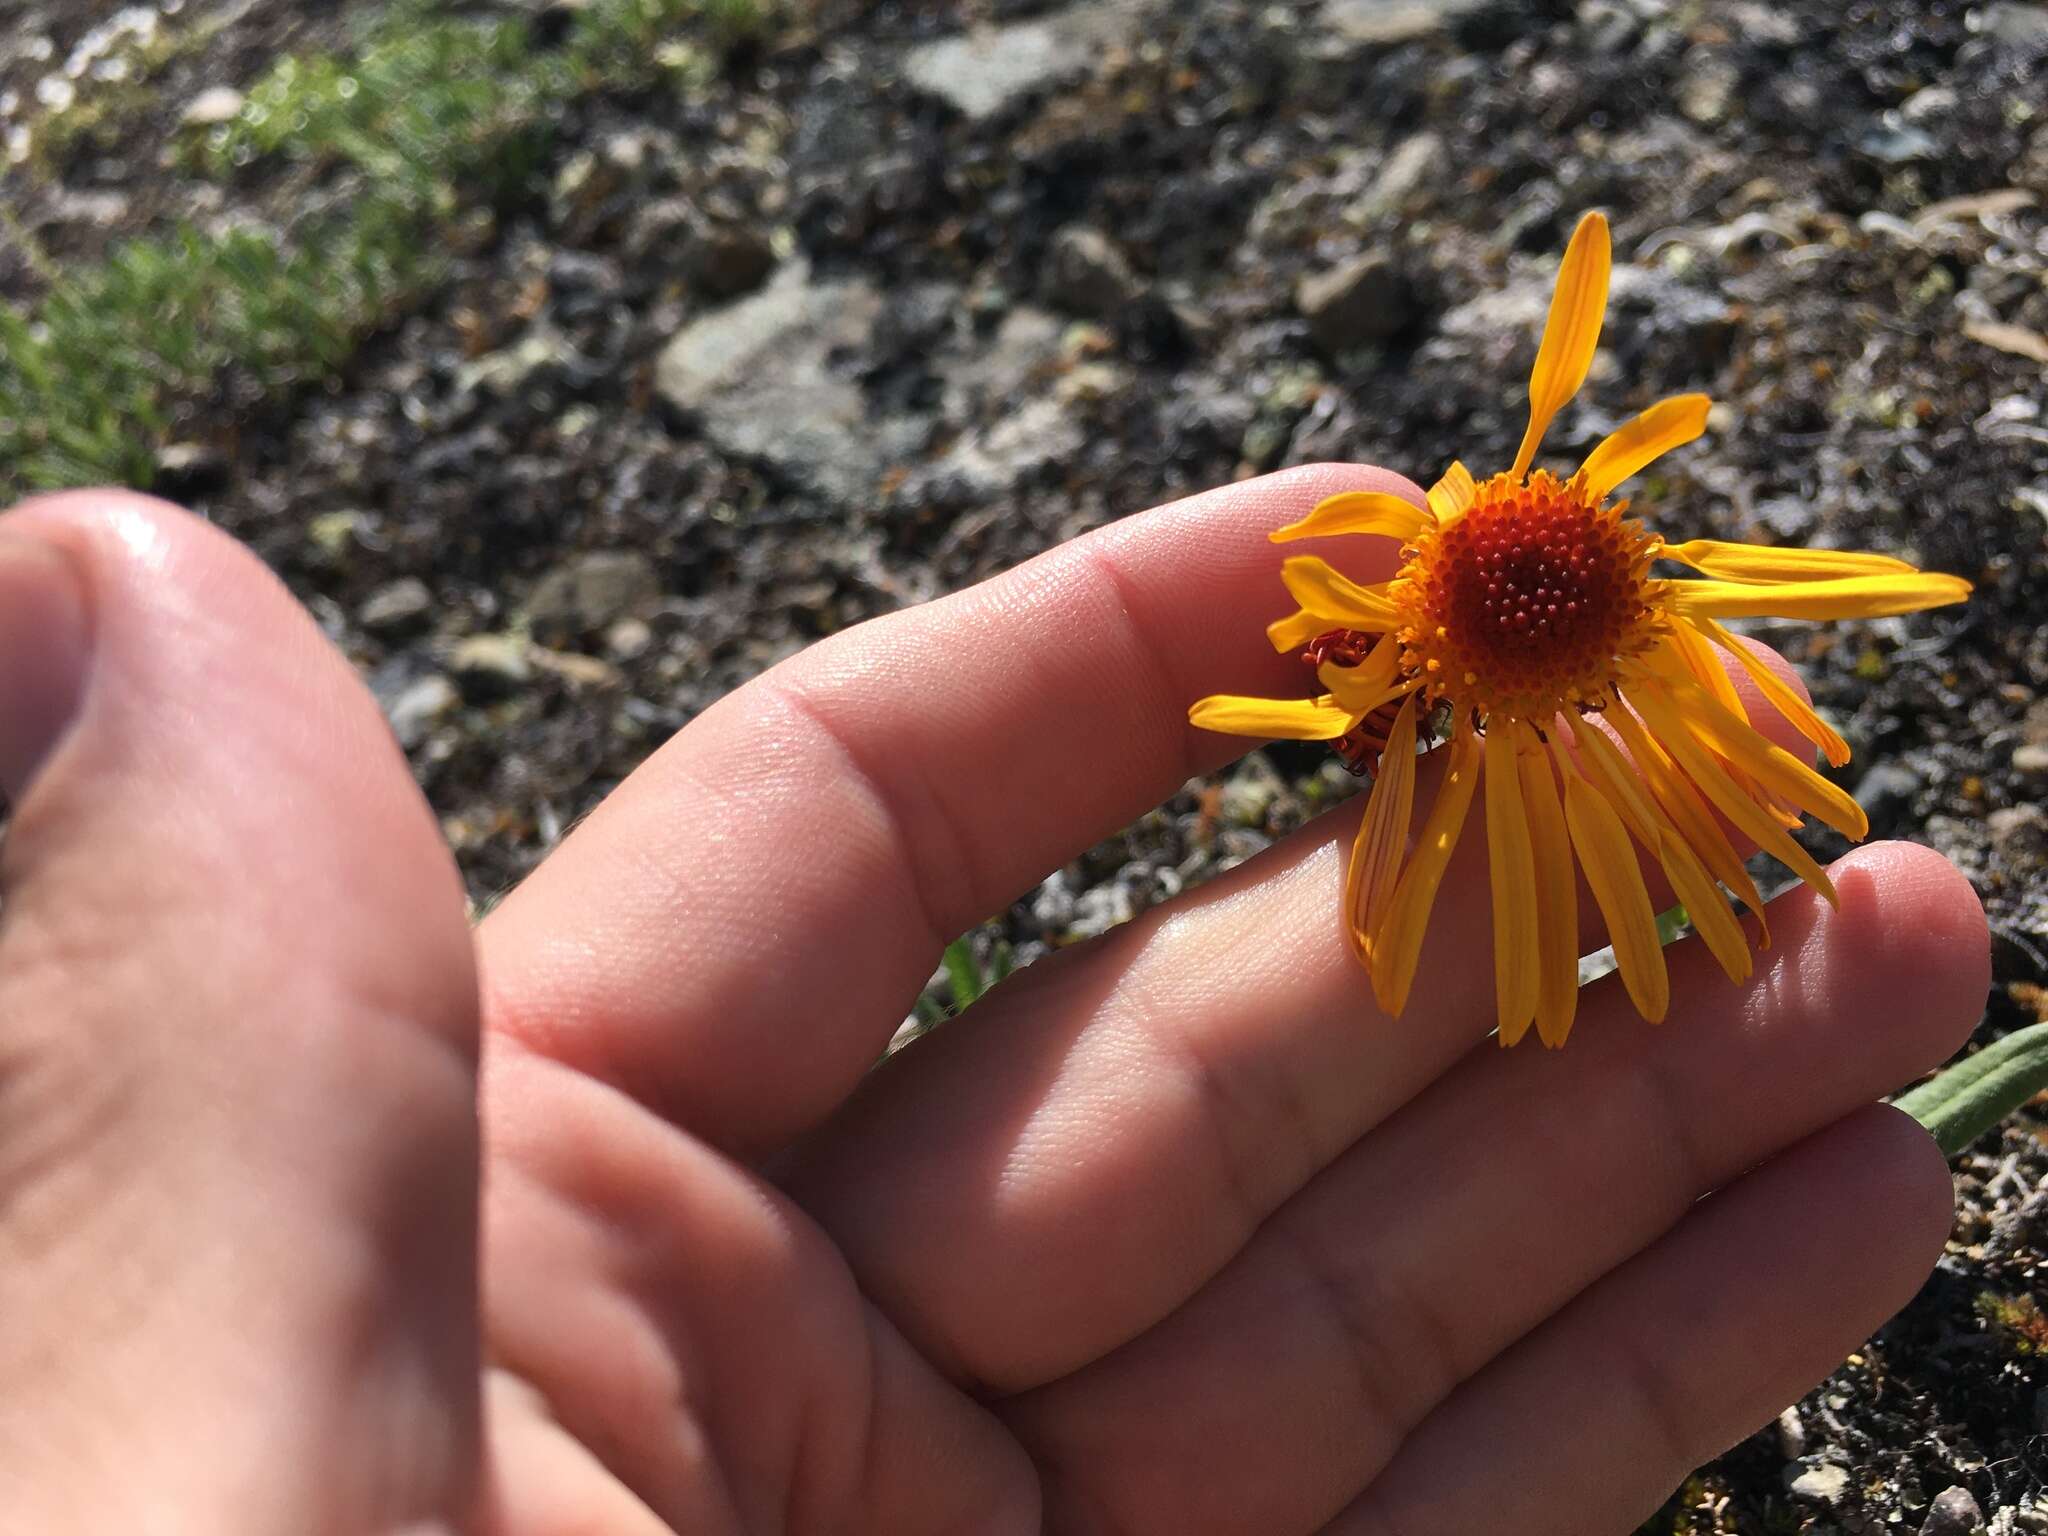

[478,464,1425,1156]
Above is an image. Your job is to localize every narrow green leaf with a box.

[1895,1023,2048,1159]
[942,938,983,1010]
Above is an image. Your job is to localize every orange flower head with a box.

[1189,211,1973,1048]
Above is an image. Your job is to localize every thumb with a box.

[0,494,480,1532]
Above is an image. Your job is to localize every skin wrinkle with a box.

[751,677,963,961]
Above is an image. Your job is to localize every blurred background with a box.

[3,0,2046,1528]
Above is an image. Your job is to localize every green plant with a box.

[1973,1290,2048,1355]
[909,932,1016,1031]
[1895,1023,2048,1158]
[3,0,782,493]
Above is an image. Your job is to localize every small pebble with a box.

[1921,1485,1983,1536]
[1787,1463,1850,1506]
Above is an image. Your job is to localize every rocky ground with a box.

[5,0,2048,1530]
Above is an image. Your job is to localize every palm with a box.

[0,476,1984,1536]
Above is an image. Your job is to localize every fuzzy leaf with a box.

[1895,1024,2048,1159]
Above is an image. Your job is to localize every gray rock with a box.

[1975,3,2048,52]
[1860,122,1942,164]
[1787,1463,1850,1506]
[1776,1404,1808,1460]
[937,305,1064,418]
[384,673,459,751]
[1069,879,1137,940]
[1315,0,1487,46]
[605,617,655,661]
[1922,1486,1986,1536]
[924,396,1086,503]
[449,634,533,698]
[1046,226,1143,318]
[1853,761,1924,829]
[1990,803,2048,873]
[528,551,659,639]
[1361,132,1444,217]
[1297,250,1409,354]
[1678,51,1739,125]
[357,577,434,636]
[655,261,919,505]
[900,2,1153,121]
[2013,741,2048,783]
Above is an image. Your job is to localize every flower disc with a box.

[1393,469,1660,722]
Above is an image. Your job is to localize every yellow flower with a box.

[1190,212,1972,1048]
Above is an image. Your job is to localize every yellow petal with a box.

[1280,556,1405,631]
[1557,746,1669,1024]
[1267,607,1328,654]
[1666,573,1974,622]
[1659,616,1746,718]
[1662,538,1922,583]
[1316,633,1400,709]
[1627,680,1839,905]
[1426,461,1476,525]
[1322,667,1413,719]
[1655,671,1869,841]
[1511,210,1611,479]
[1368,721,1482,1016]
[1484,726,1540,1042]
[1189,692,1357,740]
[1690,616,1850,767]
[1272,490,1433,544]
[1345,692,1420,964]
[1653,825,1755,987]
[1564,715,1662,848]
[1605,698,1770,944]
[1576,393,1711,498]
[1515,726,1580,1047]
[1572,719,1754,987]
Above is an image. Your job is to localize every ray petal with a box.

[1189,692,1358,740]
[1368,719,1482,1017]
[1272,490,1434,544]
[1511,210,1611,479]
[1576,393,1712,498]
[1483,725,1540,1042]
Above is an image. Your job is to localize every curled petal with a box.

[1690,617,1850,767]
[1279,556,1404,631]
[1189,692,1357,741]
[1627,680,1840,904]
[1272,490,1433,544]
[1426,461,1476,525]
[1576,393,1711,498]
[1267,607,1329,654]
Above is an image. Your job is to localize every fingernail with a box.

[0,527,93,801]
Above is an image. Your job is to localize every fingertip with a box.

[1851,1101,1958,1269]
[1824,841,1991,1073]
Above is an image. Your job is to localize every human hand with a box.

[0,468,1987,1535]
